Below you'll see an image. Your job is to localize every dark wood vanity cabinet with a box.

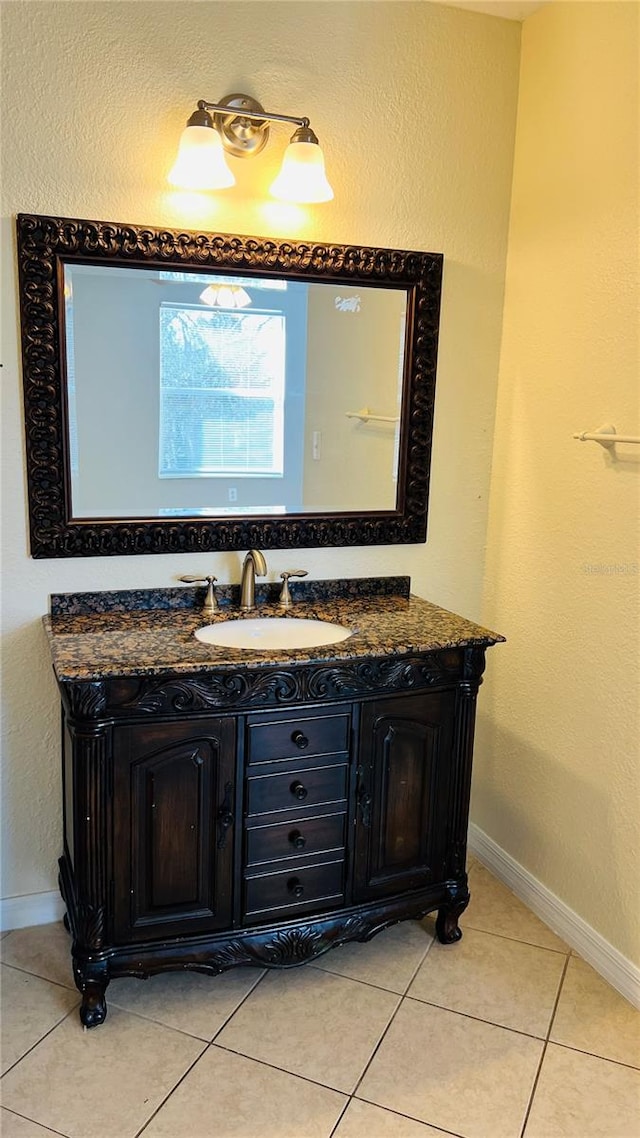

[58,647,488,1027]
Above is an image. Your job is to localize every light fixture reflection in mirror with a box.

[200,283,252,308]
[62,263,407,521]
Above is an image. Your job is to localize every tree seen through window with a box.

[159,305,285,477]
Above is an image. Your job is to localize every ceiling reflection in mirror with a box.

[63,264,407,520]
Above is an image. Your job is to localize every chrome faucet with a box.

[240,549,267,610]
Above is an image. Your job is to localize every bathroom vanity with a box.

[45,578,503,1027]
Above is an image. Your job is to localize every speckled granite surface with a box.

[44,581,505,683]
[49,576,411,615]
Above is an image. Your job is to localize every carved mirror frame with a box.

[16,213,443,558]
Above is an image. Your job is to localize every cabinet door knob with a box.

[290,781,308,801]
[287,877,305,898]
[288,829,306,850]
[291,730,309,749]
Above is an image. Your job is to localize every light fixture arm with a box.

[197,98,310,131]
[187,93,318,159]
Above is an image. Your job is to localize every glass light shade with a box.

[168,125,235,190]
[200,284,252,308]
[270,140,334,204]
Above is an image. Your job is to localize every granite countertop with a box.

[43,580,505,683]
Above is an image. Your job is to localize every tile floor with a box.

[1,859,638,1138]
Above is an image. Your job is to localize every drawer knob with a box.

[287,877,305,898]
[288,829,306,850]
[290,781,308,801]
[291,731,309,749]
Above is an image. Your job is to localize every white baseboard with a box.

[0,890,65,932]
[468,823,640,1010]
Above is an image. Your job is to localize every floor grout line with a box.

[351,989,404,1096]
[307,927,436,997]
[134,1041,209,1138]
[351,1093,466,1138]
[541,953,640,1072]
[108,965,268,1044]
[0,957,76,991]
[403,993,553,1042]
[210,1037,363,1097]
[461,921,570,955]
[305,960,422,997]
[327,1095,352,1138]
[0,1106,72,1138]
[348,940,434,1103]
[208,967,268,1044]
[114,969,276,1138]
[518,950,571,1138]
[0,1005,80,1082]
[544,1039,640,1074]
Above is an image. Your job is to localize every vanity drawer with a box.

[246,763,348,817]
[244,858,345,921]
[246,709,350,765]
[245,811,346,867]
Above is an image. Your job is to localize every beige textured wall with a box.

[0,1,520,902]
[474,2,640,964]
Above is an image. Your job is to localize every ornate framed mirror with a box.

[17,214,443,557]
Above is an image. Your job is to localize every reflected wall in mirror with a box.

[17,214,443,557]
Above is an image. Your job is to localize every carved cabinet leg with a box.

[435,896,469,944]
[79,981,108,1028]
[74,957,109,1029]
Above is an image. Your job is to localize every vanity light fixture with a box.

[168,93,334,204]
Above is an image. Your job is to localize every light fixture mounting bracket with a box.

[213,93,270,158]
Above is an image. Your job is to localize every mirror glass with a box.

[63,264,407,520]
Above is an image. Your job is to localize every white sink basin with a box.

[195,617,353,651]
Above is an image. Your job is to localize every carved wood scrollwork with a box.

[306,657,448,699]
[75,902,106,952]
[17,213,442,559]
[104,912,386,982]
[260,928,327,965]
[463,647,487,688]
[66,681,107,720]
[113,656,458,716]
[202,914,374,971]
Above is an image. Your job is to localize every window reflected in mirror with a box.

[63,264,407,520]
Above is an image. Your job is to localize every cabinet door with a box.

[353,691,455,901]
[113,718,235,942]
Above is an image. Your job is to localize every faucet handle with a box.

[179,574,219,616]
[278,570,308,608]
